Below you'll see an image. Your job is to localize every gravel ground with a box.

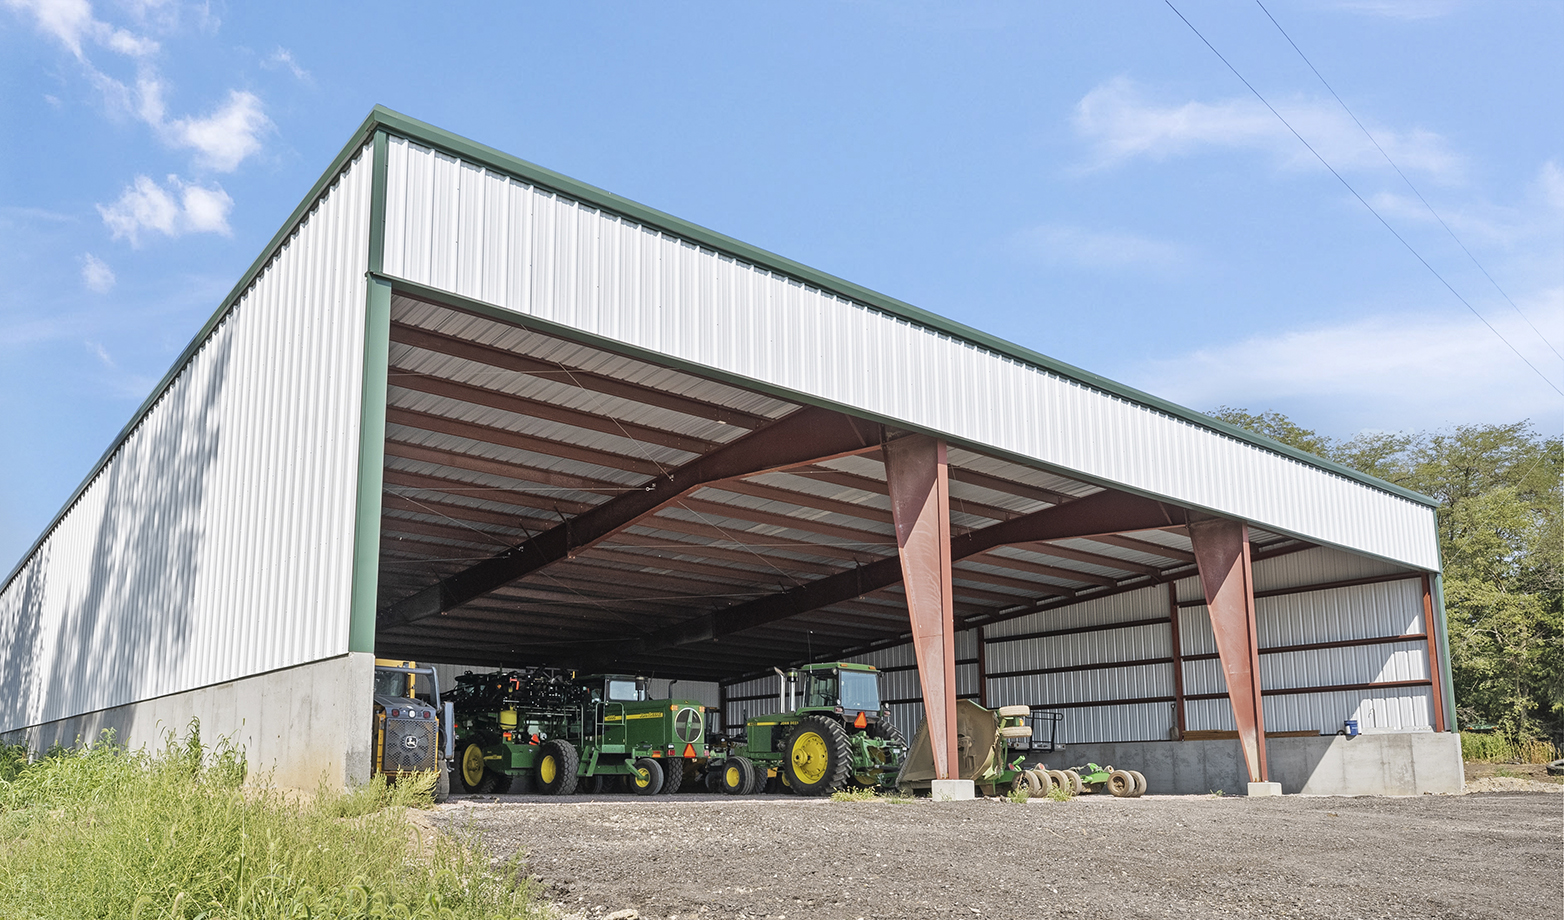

[430,791,1563,920]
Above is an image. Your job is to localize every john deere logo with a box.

[402,734,420,750]
[674,707,703,743]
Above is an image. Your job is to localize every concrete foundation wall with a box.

[1044,731,1464,796]
[1,653,375,791]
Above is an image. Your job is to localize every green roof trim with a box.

[364,104,1437,510]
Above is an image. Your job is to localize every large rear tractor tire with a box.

[783,715,853,796]
[659,757,685,795]
[630,757,664,796]
[490,771,514,794]
[536,740,579,796]
[719,756,756,795]
[1107,769,1136,797]
[869,718,907,748]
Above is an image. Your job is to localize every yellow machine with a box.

[372,659,453,799]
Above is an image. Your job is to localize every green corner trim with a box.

[349,277,393,653]
[1431,572,1457,731]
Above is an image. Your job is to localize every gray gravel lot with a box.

[430,792,1563,920]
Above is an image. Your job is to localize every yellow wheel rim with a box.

[633,766,652,788]
[539,754,557,785]
[790,731,829,784]
[461,744,486,788]
[725,765,741,788]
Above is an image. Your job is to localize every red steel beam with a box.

[390,368,718,454]
[390,321,773,428]
[379,407,882,628]
[1088,533,1197,563]
[1168,581,1187,739]
[1188,516,1267,784]
[583,488,1186,661]
[387,405,665,476]
[1421,574,1446,732]
[885,434,959,781]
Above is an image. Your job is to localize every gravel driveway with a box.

[430,791,1561,920]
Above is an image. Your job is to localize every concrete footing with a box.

[930,779,975,801]
[0,653,376,791]
[1037,731,1464,796]
[1247,781,1283,796]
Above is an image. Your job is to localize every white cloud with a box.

[80,252,115,292]
[166,90,269,172]
[86,341,114,367]
[97,174,232,245]
[3,0,157,59]
[1012,223,1187,271]
[1134,292,1564,431]
[6,0,268,172]
[1073,77,1463,183]
[1537,161,1564,212]
[263,47,310,81]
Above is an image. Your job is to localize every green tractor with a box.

[716,662,906,796]
[449,670,708,796]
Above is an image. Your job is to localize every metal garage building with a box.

[0,107,1462,795]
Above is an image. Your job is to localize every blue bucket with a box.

[1344,719,1359,737]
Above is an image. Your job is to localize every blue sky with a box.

[3,0,1561,571]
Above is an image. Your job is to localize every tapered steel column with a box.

[885,434,958,781]
[1188,516,1267,783]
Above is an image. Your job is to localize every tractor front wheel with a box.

[536,740,580,795]
[783,715,852,796]
[630,757,664,796]
[719,756,756,795]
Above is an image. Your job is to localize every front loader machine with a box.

[371,660,455,801]
[719,662,906,796]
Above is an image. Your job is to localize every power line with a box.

[1254,0,1564,366]
[1163,0,1564,399]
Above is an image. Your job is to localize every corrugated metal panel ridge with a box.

[0,146,373,732]
[377,131,1440,571]
[365,107,1433,511]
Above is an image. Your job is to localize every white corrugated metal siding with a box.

[781,546,1433,744]
[0,147,372,733]
[380,135,1440,571]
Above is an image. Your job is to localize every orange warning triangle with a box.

[854,711,867,729]
[683,743,696,758]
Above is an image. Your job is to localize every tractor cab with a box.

[585,674,649,703]
[795,662,888,729]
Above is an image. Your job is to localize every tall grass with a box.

[0,723,541,919]
[1461,732,1561,764]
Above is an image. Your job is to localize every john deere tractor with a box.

[449,669,708,795]
[371,660,453,800]
[718,662,905,796]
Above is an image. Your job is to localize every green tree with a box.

[1209,409,1563,741]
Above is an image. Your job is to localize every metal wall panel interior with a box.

[0,147,372,732]
[742,544,1432,745]
[379,134,1439,571]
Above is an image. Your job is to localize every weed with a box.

[1209,789,1226,798]
[830,786,882,802]
[1461,733,1561,764]
[1043,780,1075,802]
[0,722,542,919]
[1006,786,1031,804]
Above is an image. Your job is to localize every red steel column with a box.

[1421,574,1446,732]
[885,434,958,781]
[1188,516,1267,783]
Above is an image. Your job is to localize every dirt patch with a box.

[1464,761,1563,785]
[430,792,1562,920]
